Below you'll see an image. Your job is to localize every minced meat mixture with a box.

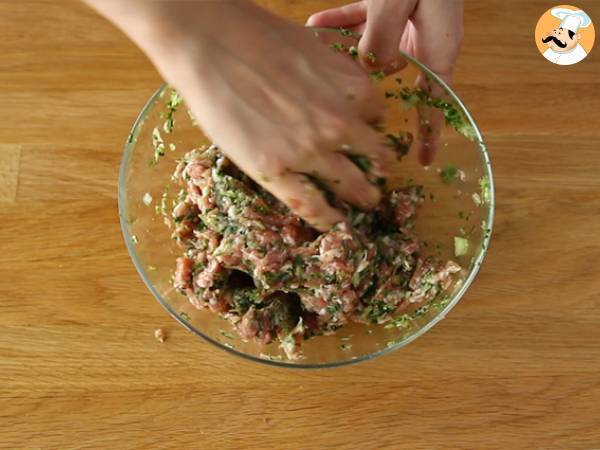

[168,145,460,359]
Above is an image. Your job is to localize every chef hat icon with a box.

[551,8,592,33]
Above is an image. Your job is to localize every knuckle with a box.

[318,114,352,144]
[255,154,288,179]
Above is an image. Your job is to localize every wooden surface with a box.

[1,1,600,449]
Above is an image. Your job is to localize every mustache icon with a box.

[542,35,567,48]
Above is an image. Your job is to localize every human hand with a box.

[307,0,464,165]
[85,0,396,231]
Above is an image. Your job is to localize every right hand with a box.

[307,0,464,166]
[88,0,396,231]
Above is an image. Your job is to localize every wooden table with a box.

[2,1,599,448]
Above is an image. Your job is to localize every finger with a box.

[308,152,382,209]
[350,22,366,34]
[410,0,464,165]
[262,172,345,231]
[337,78,385,124]
[306,2,366,28]
[358,89,386,125]
[344,123,396,177]
[415,76,445,166]
[410,0,464,83]
[358,0,417,72]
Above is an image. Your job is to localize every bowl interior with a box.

[118,28,494,368]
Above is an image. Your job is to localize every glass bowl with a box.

[118,28,494,368]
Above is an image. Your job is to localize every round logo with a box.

[535,4,595,65]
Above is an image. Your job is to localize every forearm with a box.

[82,0,249,79]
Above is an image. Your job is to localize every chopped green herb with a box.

[179,311,191,321]
[348,154,372,173]
[340,343,352,351]
[351,270,362,288]
[385,132,411,158]
[479,176,491,204]
[149,127,166,167]
[369,71,386,82]
[155,187,169,216]
[439,165,458,184]
[454,236,469,257]
[163,89,183,134]
[348,45,359,59]
[394,87,476,140]
[385,314,411,329]
[481,220,492,240]
[219,329,234,340]
[330,42,345,52]
[386,339,402,348]
[147,265,157,272]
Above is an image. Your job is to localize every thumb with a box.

[357,0,417,72]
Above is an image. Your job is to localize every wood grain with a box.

[1,1,600,449]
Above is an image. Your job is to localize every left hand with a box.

[307,0,464,166]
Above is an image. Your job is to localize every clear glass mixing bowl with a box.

[118,28,494,368]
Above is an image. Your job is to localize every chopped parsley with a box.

[348,45,359,59]
[386,339,403,348]
[385,132,411,158]
[330,42,346,52]
[163,89,183,134]
[439,165,459,184]
[392,86,476,140]
[149,127,166,167]
[481,221,492,240]
[384,314,411,329]
[348,154,372,173]
[369,71,386,82]
[155,186,169,216]
[219,329,234,340]
[479,176,491,204]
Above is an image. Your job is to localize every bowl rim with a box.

[118,27,495,369]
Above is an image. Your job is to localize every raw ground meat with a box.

[167,145,460,359]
